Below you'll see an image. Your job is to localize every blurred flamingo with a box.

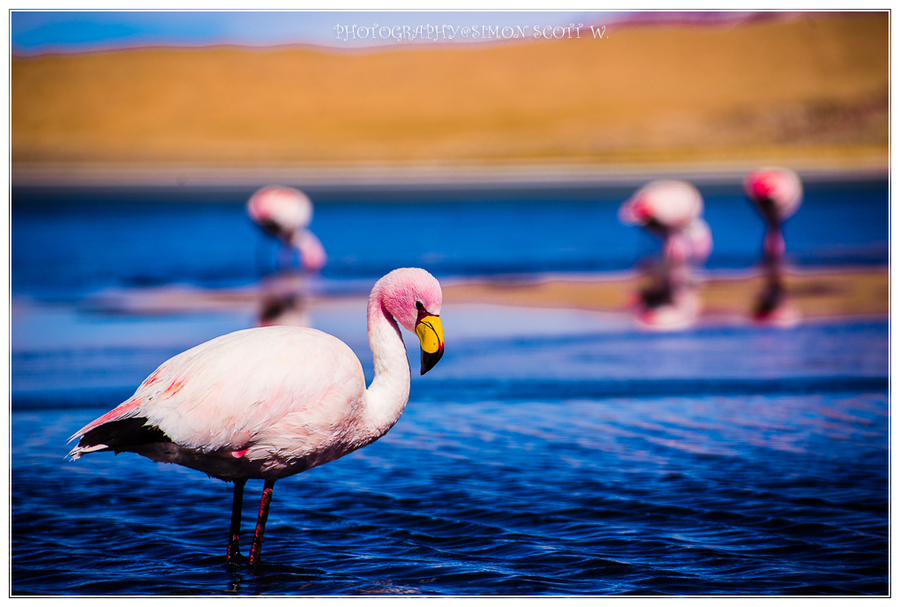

[619,180,712,329]
[67,267,445,566]
[247,186,326,272]
[744,167,803,325]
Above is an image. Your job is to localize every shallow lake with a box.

[10,178,889,595]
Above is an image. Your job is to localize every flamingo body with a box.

[618,180,703,230]
[67,267,445,564]
[69,326,368,481]
[247,186,313,236]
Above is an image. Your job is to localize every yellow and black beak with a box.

[415,313,444,375]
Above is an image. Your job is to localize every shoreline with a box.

[74,266,889,323]
[10,159,889,190]
[441,267,889,321]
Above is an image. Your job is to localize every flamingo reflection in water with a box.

[256,270,311,328]
[619,180,712,330]
[744,167,803,327]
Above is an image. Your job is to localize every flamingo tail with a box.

[67,417,173,460]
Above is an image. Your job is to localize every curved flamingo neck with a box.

[363,288,411,439]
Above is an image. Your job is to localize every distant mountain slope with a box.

[11,12,887,168]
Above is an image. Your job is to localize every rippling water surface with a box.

[10,181,889,595]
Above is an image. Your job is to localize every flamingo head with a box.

[748,175,776,201]
[291,230,327,272]
[618,195,654,225]
[684,218,713,264]
[375,268,445,375]
[744,168,803,221]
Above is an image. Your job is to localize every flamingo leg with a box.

[248,479,276,566]
[255,236,275,277]
[276,242,296,271]
[226,479,246,563]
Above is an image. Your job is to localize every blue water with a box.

[11,178,889,299]
[10,178,890,595]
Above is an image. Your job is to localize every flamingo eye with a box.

[415,301,424,311]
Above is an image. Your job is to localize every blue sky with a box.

[10,10,620,54]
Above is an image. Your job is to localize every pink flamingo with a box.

[247,186,327,272]
[744,167,803,324]
[619,180,712,329]
[67,267,445,566]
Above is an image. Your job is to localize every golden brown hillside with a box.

[10,12,888,171]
